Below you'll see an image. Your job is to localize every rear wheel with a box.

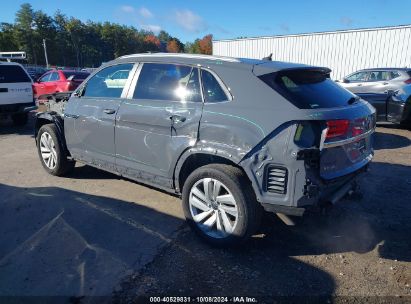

[37,124,74,176]
[182,164,262,246]
[11,113,28,126]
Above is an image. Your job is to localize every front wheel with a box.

[182,164,262,246]
[37,124,74,176]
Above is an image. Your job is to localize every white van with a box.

[0,62,36,125]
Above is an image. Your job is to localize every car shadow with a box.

[0,112,36,137]
[0,183,184,298]
[0,183,336,300]
[117,161,410,300]
[68,164,120,180]
[373,130,411,150]
[253,161,411,262]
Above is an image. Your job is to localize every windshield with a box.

[259,69,356,109]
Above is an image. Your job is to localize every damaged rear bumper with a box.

[240,122,373,217]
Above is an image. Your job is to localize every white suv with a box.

[0,62,36,125]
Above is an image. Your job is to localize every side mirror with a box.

[335,80,340,83]
[343,78,349,83]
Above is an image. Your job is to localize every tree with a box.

[14,3,36,63]
[198,34,212,55]
[0,23,19,51]
[158,30,171,43]
[0,4,221,67]
[33,10,57,65]
[166,39,181,53]
[144,34,161,49]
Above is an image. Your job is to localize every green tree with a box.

[14,3,36,63]
[0,23,19,51]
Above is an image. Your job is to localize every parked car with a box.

[32,69,89,98]
[337,68,411,127]
[25,66,48,81]
[34,53,375,245]
[0,62,36,125]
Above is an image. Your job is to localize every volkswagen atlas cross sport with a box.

[34,53,376,245]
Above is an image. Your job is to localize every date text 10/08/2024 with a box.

[149,296,258,303]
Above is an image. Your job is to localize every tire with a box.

[182,164,262,246]
[36,124,75,176]
[11,113,28,126]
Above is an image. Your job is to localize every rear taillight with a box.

[404,78,411,84]
[326,119,349,139]
[352,117,367,137]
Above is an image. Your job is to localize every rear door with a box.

[64,63,135,168]
[0,64,32,105]
[115,62,203,182]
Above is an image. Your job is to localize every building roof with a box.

[213,24,411,43]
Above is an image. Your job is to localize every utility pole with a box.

[42,39,49,68]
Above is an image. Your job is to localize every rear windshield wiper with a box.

[347,96,360,105]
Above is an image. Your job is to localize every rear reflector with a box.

[326,119,349,139]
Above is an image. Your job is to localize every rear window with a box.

[259,69,356,109]
[62,71,89,80]
[0,65,31,83]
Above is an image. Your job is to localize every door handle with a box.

[169,114,186,123]
[383,82,389,85]
[103,109,116,114]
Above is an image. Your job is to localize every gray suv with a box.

[338,68,411,126]
[35,54,376,245]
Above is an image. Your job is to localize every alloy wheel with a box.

[40,132,57,169]
[189,178,239,238]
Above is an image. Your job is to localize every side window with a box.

[39,73,51,82]
[201,70,229,102]
[346,72,368,82]
[133,63,201,102]
[49,72,59,81]
[391,71,401,79]
[83,63,133,98]
[368,71,386,81]
[0,65,31,83]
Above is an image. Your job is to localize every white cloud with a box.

[139,7,153,19]
[279,23,290,33]
[173,9,207,33]
[340,16,354,26]
[120,5,135,13]
[142,24,162,33]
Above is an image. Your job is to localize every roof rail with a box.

[119,52,240,63]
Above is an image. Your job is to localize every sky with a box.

[0,0,410,43]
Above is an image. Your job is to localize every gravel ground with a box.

[114,125,411,303]
[0,115,410,303]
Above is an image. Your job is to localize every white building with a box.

[212,25,411,80]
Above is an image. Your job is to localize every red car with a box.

[33,69,89,98]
